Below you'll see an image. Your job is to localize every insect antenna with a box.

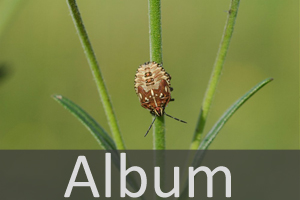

[144,115,157,137]
[165,113,187,124]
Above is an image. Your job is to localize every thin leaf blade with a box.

[53,95,116,150]
[53,96,144,196]
[199,78,273,150]
[179,78,273,200]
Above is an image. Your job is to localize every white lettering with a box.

[155,167,180,197]
[120,153,147,197]
[105,153,111,197]
[64,156,99,198]
[189,166,231,198]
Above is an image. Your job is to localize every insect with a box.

[134,61,187,137]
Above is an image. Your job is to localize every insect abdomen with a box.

[134,61,171,93]
[134,61,172,116]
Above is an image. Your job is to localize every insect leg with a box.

[144,115,157,137]
[165,113,187,123]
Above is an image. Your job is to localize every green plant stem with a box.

[148,0,165,150]
[148,1,165,198]
[190,0,241,149]
[0,0,22,39]
[66,0,125,150]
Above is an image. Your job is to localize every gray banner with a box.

[0,150,298,200]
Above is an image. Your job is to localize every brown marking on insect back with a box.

[145,78,154,83]
[137,79,171,116]
[135,62,173,116]
[144,72,152,77]
[146,82,155,86]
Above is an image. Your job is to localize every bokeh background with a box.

[0,0,298,149]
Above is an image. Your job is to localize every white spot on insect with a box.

[155,94,158,96]
[145,97,149,102]
[149,95,152,98]
[160,93,163,98]
[153,97,158,107]
[151,89,154,96]
[165,86,168,92]
[139,93,142,99]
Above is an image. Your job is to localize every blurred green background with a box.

[0,0,298,149]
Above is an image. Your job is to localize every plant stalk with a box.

[66,0,125,150]
[148,0,165,150]
[148,1,165,199]
[0,0,22,40]
[190,0,241,149]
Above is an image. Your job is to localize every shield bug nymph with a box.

[134,61,187,136]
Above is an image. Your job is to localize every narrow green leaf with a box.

[53,95,116,150]
[199,78,273,150]
[53,95,143,197]
[179,78,273,200]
